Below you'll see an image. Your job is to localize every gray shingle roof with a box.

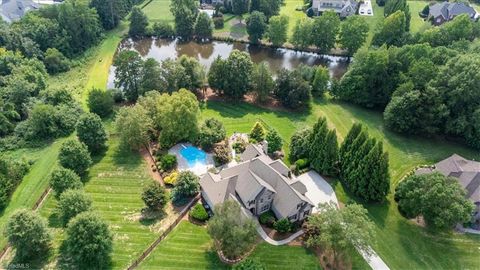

[429,2,476,20]
[0,0,39,23]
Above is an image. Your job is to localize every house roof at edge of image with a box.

[429,2,476,20]
[0,0,39,23]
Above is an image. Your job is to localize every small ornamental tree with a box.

[58,139,92,176]
[273,218,292,233]
[207,200,257,259]
[58,189,93,226]
[76,113,108,154]
[249,122,265,142]
[49,167,83,198]
[213,142,232,166]
[190,203,209,221]
[5,209,51,262]
[115,104,152,150]
[142,181,169,211]
[87,88,114,118]
[65,212,113,269]
[172,171,200,203]
[265,129,282,154]
[198,118,226,150]
[395,173,475,230]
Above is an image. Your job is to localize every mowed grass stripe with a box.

[138,221,322,270]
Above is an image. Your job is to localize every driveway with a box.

[359,0,374,16]
[296,171,338,212]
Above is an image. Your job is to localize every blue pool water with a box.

[180,146,207,167]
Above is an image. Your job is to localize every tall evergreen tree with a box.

[90,0,130,30]
[320,129,338,176]
[129,7,149,37]
[339,123,363,168]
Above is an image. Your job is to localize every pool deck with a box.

[168,143,215,176]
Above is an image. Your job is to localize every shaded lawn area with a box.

[142,0,174,24]
[39,132,159,270]
[138,221,323,269]
[200,98,480,270]
[363,2,384,45]
[0,139,66,252]
[408,1,430,33]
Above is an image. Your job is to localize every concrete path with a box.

[359,249,390,270]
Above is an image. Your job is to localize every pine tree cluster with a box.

[308,117,339,176]
[339,123,390,202]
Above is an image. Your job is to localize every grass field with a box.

[142,0,174,24]
[39,132,159,270]
[201,99,480,270]
[0,139,66,251]
[138,221,323,269]
[408,1,430,33]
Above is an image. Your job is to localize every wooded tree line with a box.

[290,119,390,202]
[332,14,480,149]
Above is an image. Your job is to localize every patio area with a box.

[296,171,339,213]
[168,143,215,176]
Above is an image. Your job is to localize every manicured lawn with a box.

[39,132,159,270]
[142,0,174,24]
[0,139,66,251]
[280,0,307,37]
[200,98,480,270]
[408,1,430,33]
[138,221,323,269]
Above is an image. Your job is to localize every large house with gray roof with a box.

[200,143,314,222]
[416,154,480,224]
[311,0,358,18]
[428,2,477,26]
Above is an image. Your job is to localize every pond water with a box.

[106,38,350,89]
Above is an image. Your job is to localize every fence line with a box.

[126,194,201,270]
[0,187,51,262]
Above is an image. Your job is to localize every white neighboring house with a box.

[200,143,314,222]
[0,0,39,23]
[311,0,358,18]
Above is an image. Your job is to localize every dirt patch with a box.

[139,147,164,186]
[314,247,352,270]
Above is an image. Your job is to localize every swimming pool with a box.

[180,146,207,167]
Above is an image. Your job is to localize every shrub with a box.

[111,88,124,103]
[5,209,51,261]
[0,157,29,210]
[160,154,177,171]
[164,171,179,185]
[76,113,108,154]
[274,218,292,233]
[49,167,83,199]
[190,203,209,221]
[213,142,231,166]
[65,212,113,269]
[142,181,169,211]
[259,211,276,227]
[87,88,114,118]
[58,189,92,226]
[232,138,247,154]
[172,171,199,203]
[153,21,175,37]
[265,129,283,154]
[233,258,266,270]
[213,16,224,29]
[295,158,310,170]
[44,48,70,74]
[58,139,92,176]
[249,122,265,142]
[198,118,226,150]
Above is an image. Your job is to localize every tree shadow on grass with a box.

[139,208,167,226]
[47,210,63,229]
[56,240,113,270]
[204,247,230,270]
[112,143,142,169]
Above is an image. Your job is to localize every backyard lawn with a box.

[142,0,174,24]
[408,1,430,33]
[39,132,159,270]
[201,99,480,270]
[138,221,323,269]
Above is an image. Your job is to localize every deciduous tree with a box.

[58,189,93,226]
[59,139,92,176]
[266,15,289,46]
[338,16,369,56]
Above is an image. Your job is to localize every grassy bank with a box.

[200,98,480,270]
[138,221,323,269]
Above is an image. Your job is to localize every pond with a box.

[107,38,350,89]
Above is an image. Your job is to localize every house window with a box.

[261,198,264,203]
[261,204,270,212]
[297,203,302,209]
[289,214,297,220]
[304,210,310,217]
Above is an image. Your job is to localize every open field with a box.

[201,99,480,270]
[138,221,323,269]
[408,1,430,33]
[142,0,174,24]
